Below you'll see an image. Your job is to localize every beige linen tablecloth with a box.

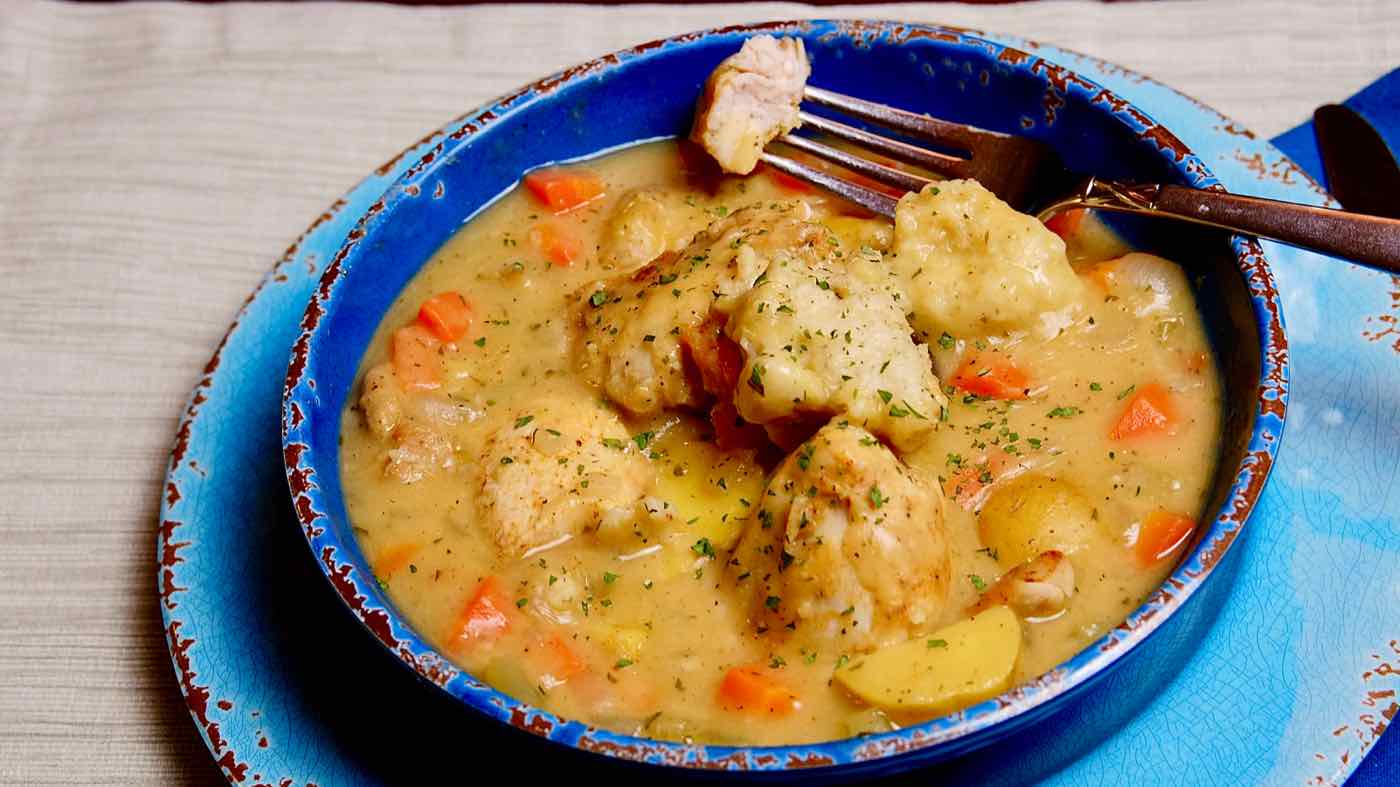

[0,0,1395,782]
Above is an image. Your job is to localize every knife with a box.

[1313,103,1400,219]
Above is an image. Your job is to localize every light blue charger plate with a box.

[158,28,1400,787]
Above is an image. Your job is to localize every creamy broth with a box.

[339,141,1221,745]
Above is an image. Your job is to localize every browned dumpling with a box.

[690,35,810,175]
[730,420,953,651]
[572,201,822,416]
[475,393,652,558]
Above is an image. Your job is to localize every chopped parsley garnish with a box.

[632,431,654,450]
[499,456,514,465]
[969,574,988,592]
[614,658,634,670]
[927,638,948,649]
[603,571,620,584]
[1047,406,1081,418]
[601,437,626,450]
[1089,382,1103,392]
[588,290,608,307]
[658,272,678,285]
[691,537,716,559]
[938,332,955,350]
[815,278,831,290]
[1117,384,1137,400]
[515,598,529,609]
[514,415,534,429]
[748,364,766,396]
[797,443,815,470]
[888,404,910,418]
[764,595,782,610]
[877,389,893,403]
[869,486,885,508]
[473,336,487,348]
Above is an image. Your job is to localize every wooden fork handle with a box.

[1087,181,1400,273]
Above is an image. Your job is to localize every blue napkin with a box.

[1272,66,1400,193]
[1272,66,1400,787]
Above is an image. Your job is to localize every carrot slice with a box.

[950,353,1031,400]
[718,665,800,716]
[373,543,421,579]
[417,291,473,343]
[445,576,513,651]
[523,168,605,214]
[1135,510,1195,567]
[1044,208,1085,240]
[529,223,582,267]
[390,324,441,391]
[1111,383,1176,440]
[537,634,587,683]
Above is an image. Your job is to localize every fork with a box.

[760,86,1400,273]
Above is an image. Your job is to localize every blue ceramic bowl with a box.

[282,20,1287,780]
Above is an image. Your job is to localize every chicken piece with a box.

[971,550,1075,621]
[730,421,953,651]
[475,392,652,558]
[891,180,1082,338]
[598,188,713,272]
[725,248,947,453]
[691,35,810,175]
[572,201,821,416]
[359,362,471,483]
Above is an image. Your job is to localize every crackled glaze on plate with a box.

[160,22,1396,786]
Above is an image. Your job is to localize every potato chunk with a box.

[892,180,1081,338]
[977,473,1098,568]
[730,420,953,650]
[834,606,1021,715]
[690,35,810,175]
[726,248,946,453]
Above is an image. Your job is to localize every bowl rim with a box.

[281,19,1289,773]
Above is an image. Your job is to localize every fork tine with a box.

[803,86,1010,152]
[777,134,932,195]
[797,112,973,181]
[759,151,898,218]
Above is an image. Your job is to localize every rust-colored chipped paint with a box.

[166,618,251,782]
[288,402,303,429]
[1362,278,1400,353]
[432,181,445,200]
[1310,640,1400,785]
[785,751,836,768]
[319,545,400,649]
[165,481,181,506]
[1220,122,1257,139]
[508,706,558,737]
[376,130,446,177]
[574,733,690,766]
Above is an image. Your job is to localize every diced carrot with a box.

[710,401,768,452]
[681,318,745,398]
[1044,208,1085,240]
[1134,510,1195,567]
[529,223,582,267]
[950,353,1031,400]
[536,634,587,683]
[523,167,605,214]
[445,576,513,650]
[1111,383,1176,440]
[391,324,441,391]
[718,665,800,716]
[373,542,421,579]
[417,291,473,343]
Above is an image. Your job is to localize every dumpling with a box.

[690,35,810,175]
[475,392,652,558]
[597,187,714,272]
[891,180,1082,338]
[725,247,947,453]
[729,420,953,650]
